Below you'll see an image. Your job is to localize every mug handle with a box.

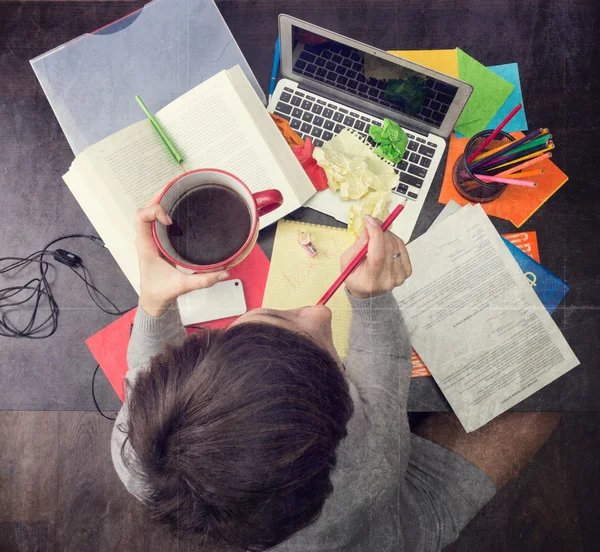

[254,189,284,217]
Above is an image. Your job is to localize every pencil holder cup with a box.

[453,130,516,203]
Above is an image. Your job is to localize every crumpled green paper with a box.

[369,118,408,164]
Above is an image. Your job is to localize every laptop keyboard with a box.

[273,87,439,201]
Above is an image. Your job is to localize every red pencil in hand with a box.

[317,201,406,306]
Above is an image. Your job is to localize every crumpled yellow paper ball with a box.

[312,129,398,235]
[347,191,393,238]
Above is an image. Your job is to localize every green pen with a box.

[135,95,183,164]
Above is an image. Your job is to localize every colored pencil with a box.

[476,139,552,171]
[470,128,549,165]
[135,95,183,163]
[316,202,406,306]
[466,104,523,164]
[483,144,554,174]
[480,141,554,172]
[510,169,544,178]
[498,135,550,157]
[495,153,552,177]
[474,174,537,187]
[268,36,281,102]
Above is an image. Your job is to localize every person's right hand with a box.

[341,215,412,299]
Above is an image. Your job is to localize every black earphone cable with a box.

[92,364,117,421]
[0,233,134,419]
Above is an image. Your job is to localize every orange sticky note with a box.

[438,133,569,227]
[387,49,459,78]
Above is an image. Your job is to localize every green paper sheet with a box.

[454,49,515,138]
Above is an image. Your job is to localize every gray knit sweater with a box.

[112,291,495,551]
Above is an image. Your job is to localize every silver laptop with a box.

[267,15,473,242]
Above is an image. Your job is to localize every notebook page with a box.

[157,69,309,228]
[393,204,579,432]
[262,220,354,358]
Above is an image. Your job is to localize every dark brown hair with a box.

[123,322,353,551]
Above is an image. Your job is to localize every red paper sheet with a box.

[86,244,270,402]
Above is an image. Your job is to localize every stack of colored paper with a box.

[388,48,528,138]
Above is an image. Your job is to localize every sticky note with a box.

[454,49,515,138]
[456,63,527,138]
[387,49,459,78]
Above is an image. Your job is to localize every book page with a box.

[226,66,316,206]
[71,118,184,222]
[262,220,354,358]
[393,204,579,432]
[63,161,141,291]
[157,69,312,227]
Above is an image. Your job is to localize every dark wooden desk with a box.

[0,0,598,412]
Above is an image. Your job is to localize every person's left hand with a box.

[136,193,229,317]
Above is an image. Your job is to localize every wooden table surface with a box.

[0,0,598,412]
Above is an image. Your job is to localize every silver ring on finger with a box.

[392,252,402,259]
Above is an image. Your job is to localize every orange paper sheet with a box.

[411,230,540,378]
[502,231,540,263]
[439,133,569,227]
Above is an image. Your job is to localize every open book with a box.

[64,65,315,296]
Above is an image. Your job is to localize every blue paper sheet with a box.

[502,238,569,314]
[455,63,528,138]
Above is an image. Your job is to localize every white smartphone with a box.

[177,279,247,326]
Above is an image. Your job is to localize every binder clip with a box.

[298,231,318,257]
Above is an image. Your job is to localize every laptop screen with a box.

[291,26,458,130]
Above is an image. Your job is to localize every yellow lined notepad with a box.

[262,220,354,358]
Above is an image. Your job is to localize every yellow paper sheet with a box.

[387,49,459,78]
[262,220,354,358]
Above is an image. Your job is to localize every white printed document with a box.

[393,204,579,431]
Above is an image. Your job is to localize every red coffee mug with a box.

[152,169,283,273]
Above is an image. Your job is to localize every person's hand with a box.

[135,194,229,317]
[341,215,412,299]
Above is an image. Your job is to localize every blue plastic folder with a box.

[456,63,528,138]
[30,0,265,156]
[502,238,569,314]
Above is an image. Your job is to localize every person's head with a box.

[123,305,353,551]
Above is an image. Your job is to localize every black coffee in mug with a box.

[166,184,252,266]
